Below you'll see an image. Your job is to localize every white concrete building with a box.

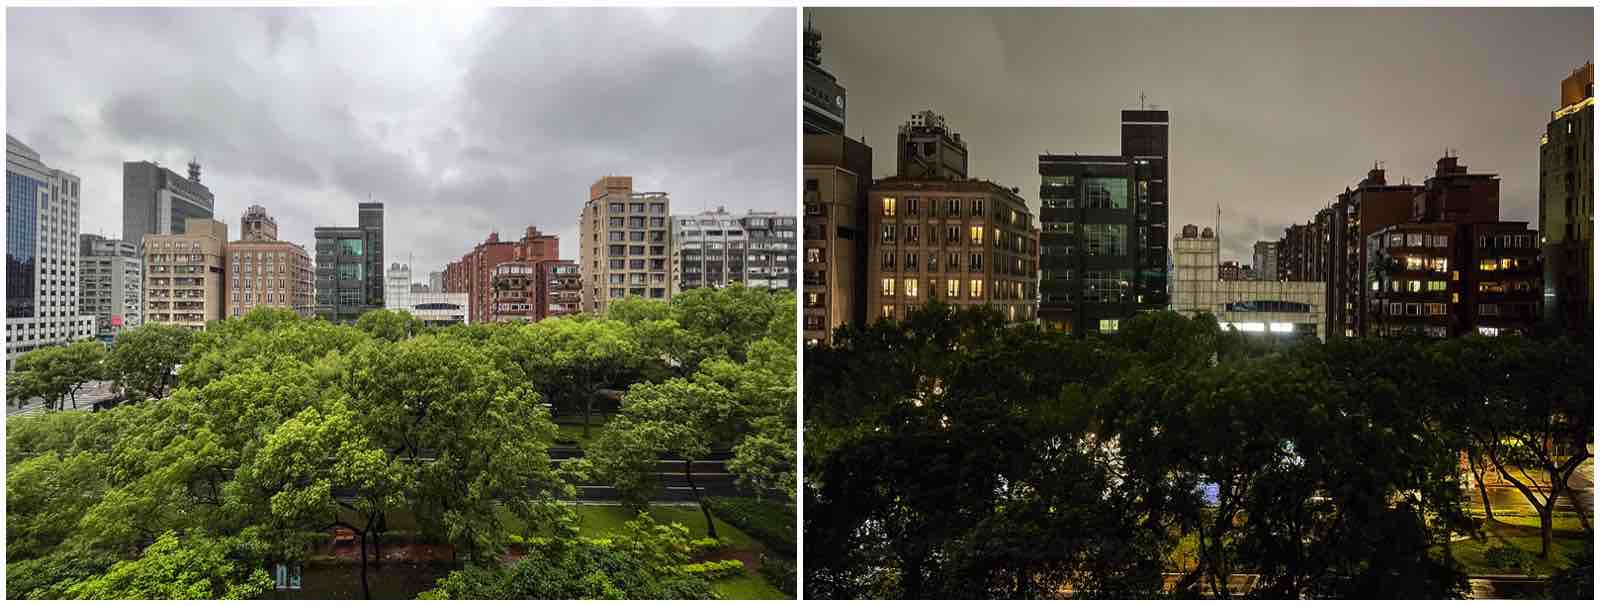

[1171,224,1326,341]
[670,206,797,295]
[6,135,96,368]
[384,262,467,325]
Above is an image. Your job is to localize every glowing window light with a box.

[1240,322,1266,332]
[1269,322,1293,333]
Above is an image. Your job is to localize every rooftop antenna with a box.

[1139,91,1146,110]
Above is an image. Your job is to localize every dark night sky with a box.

[810,7,1593,264]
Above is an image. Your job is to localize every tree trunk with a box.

[1468,453,1495,527]
[686,458,718,539]
[901,556,925,599]
[583,395,593,439]
[1539,505,1554,560]
[359,530,371,600]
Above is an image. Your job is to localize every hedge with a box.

[703,497,795,555]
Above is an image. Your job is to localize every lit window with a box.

[905,278,919,298]
[970,226,984,245]
[946,279,960,298]
[881,278,894,296]
[1405,257,1424,270]
[1479,259,1497,271]
[881,304,894,320]
[969,279,984,299]
[882,197,897,217]
[1099,319,1121,333]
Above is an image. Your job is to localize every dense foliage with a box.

[6,286,796,600]
[804,303,1592,599]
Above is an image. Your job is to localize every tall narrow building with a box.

[1038,107,1169,335]
[1540,62,1593,337]
[578,176,671,313]
[803,132,872,345]
[7,135,95,368]
[122,159,215,241]
[314,202,384,322]
[1324,165,1423,338]
[802,17,847,135]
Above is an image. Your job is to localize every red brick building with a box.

[443,227,561,323]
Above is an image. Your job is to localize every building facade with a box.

[79,235,143,340]
[1218,261,1244,281]
[7,135,95,367]
[314,202,385,323]
[803,133,872,346]
[1252,240,1279,281]
[122,159,214,242]
[897,111,969,180]
[1540,62,1594,337]
[228,206,313,318]
[802,20,847,135]
[1366,222,1540,337]
[1172,225,1326,341]
[442,227,561,323]
[384,262,467,325]
[143,218,228,330]
[578,176,671,313]
[1323,166,1424,338]
[542,260,581,319]
[867,177,1037,324]
[1038,109,1169,336]
[670,207,796,294]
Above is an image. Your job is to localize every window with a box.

[806,248,822,263]
[1434,234,1450,248]
[905,253,918,269]
[880,225,896,244]
[945,198,961,216]
[881,304,894,320]
[881,278,895,296]
[968,252,983,271]
[946,279,960,298]
[1406,233,1424,247]
[1407,280,1421,292]
[907,225,921,243]
[1405,303,1421,316]
[928,255,938,271]
[1081,270,1131,303]
[1478,303,1499,316]
[1479,259,1497,271]
[1387,302,1403,316]
[907,198,920,216]
[1082,225,1127,256]
[1428,257,1448,272]
[971,199,985,217]
[1427,280,1447,292]
[904,278,919,298]
[969,279,984,298]
[1098,319,1120,333]
[336,264,364,281]
[1389,233,1405,247]
[881,252,896,270]
[1479,282,1505,293]
[1425,303,1447,316]
[338,239,364,256]
[882,197,896,217]
[1084,178,1129,209]
[969,226,984,246]
[945,225,959,244]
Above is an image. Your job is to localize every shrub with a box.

[688,536,730,556]
[760,553,797,596]
[704,496,795,555]
[679,559,745,580]
[1484,545,1534,573]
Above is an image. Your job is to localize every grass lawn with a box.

[572,503,762,550]
[711,570,789,599]
[1451,513,1590,577]
[552,414,611,449]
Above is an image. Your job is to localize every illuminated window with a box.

[880,225,896,244]
[882,197,896,217]
[880,278,895,296]
[946,279,960,298]
[1435,234,1450,248]
[905,278,919,298]
[1479,282,1505,293]
[1500,258,1515,270]
[1451,293,1460,303]
[1479,259,1497,271]
[970,226,984,245]
[1427,280,1447,291]
[881,304,894,319]
[1099,319,1121,333]
[1428,257,1449,272]
[1084,178,1129,209]
[1407,280,1422,292]
[1405,257,1424,270]
[1406,233,1424,247]
[806,248,822,264]
[969,279,984,298]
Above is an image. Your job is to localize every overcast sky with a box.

[7,7,795,276]
[810,7,1592,264]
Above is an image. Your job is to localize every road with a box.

[1468,455,1594,517]
[7,380,121,418]
[329,457,754,504]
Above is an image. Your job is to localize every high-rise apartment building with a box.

[1366,222,1540,338]
[1322,165,1424,338]
[670,207,797,294]
[442,227,561,323]
[1037,108,1170,335]
[143,218,228,330]
[542,261,582,319]
[578,176,671,313]
[1252,240,1279,281]
[866,177,1037,324]
[314,202,384,323]
[123,159,214,242]
[78,235,142,340]
[803,133,872,346]
[1540,62,1594,337]
[227,206,313,318]
[6,135,95,367]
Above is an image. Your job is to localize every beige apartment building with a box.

[867,177,1037,324]
[578,176,671,313]
[227,205,315,318]
[802,133,871,345]
[143,218,228,329]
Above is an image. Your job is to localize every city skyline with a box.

[5,6,796,275]
[807,7,1592,264]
